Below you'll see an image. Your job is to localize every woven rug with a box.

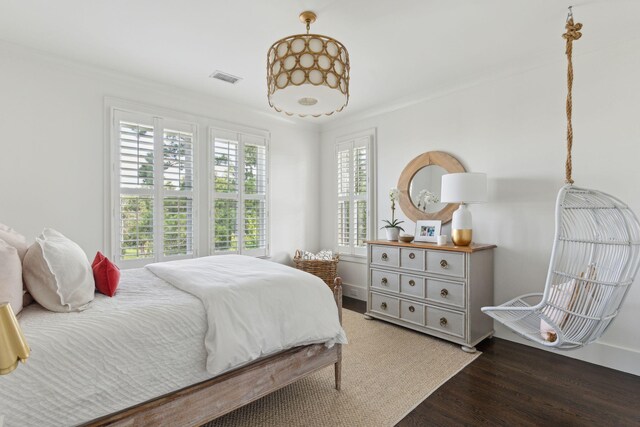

[205,309,479,427]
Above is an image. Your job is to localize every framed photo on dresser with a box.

[414,220,441,243]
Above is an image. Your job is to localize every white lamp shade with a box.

[441,173,487,203]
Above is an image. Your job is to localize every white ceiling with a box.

[1,0,638,122]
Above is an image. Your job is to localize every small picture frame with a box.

[414,220,442,243]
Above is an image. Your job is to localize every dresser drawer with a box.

[400,274,424,298]
[426,279,465,308]
[371,292,399,318]
[371,269,400,293]
[400,248,424,271]
[426,306,465,338]
[400,300,424,325]
[426,251,465,278]
[371,245,399,268]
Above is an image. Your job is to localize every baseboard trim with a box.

[342,282,367,301]
[494,326,640,376]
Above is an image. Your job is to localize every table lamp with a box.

[441,172,487,246]
[0,302,30,375]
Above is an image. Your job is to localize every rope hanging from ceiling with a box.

[562,7,582,184]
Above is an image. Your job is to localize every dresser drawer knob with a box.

[440,259,449,269]
[381,277,388,285]
[409,279,416,287]
[440,288,449,298]
[380,302,387,310]
[440,317,448,327]
[381,253,388,261]
[409,305,415,313]
[409,252,415,260]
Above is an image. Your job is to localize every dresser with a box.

[365,240,496,352]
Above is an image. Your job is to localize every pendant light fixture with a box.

[267,11,350,117]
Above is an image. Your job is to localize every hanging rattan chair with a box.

[482,10,640,350]
[482,185,640,349]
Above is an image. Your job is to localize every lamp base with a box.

[452,229,472,246]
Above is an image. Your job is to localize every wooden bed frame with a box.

[84,278,343,427]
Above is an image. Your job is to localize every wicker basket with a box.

[293,250,339,289]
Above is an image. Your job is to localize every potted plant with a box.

[381,188,404,241]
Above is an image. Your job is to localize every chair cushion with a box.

[23,229,94,312]
[540,280,577,342]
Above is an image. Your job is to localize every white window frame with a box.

[334,128,376,260]
[209,127,270,257]
[109,108,198,268]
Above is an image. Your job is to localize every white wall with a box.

[319,38,640,375]
[0,41,321,264]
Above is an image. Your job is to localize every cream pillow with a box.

[0,223,28,261]
[0,239,23,314]
[23,228,94,312]
[540,280,577,342]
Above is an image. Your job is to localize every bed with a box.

[0,255,345,427]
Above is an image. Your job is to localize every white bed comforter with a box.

[146,255,348,376]
[0,268,212,427]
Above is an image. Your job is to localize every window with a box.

[112,110,197,266]
[336,130,375,257]
[210,129,269,257]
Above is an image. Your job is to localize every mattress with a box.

[0,268,212,427]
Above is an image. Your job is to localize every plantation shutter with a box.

[113,110,197,266]
[211,131,240,253]
[118,119,156,261]
[210,129,269,257]
[242,135,268,256]
[162,125,195,257]
[336,135,372,257]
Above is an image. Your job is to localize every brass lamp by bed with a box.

[0,302,30,375]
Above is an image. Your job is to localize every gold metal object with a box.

[266,11,350,117]
[0,303,30,375]
[452,229,473,246]
[440,259,449,269]
[409,306,415,313]
[409,280,415,287]
[439,317,448,327]
[381,277,388,285]
[380,302,387,310]
[440,289,448,298]
[299,11,317,25]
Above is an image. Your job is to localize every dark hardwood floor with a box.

[342,296,640,427]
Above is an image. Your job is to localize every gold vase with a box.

[452,229,472,246]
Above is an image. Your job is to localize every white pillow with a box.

[540,280,576,342]
[0,223,28,261]
[23,228,94,312]
[0,239,23,314]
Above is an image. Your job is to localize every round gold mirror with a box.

[397,151,465,224]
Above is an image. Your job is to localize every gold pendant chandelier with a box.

[267,11,350,117]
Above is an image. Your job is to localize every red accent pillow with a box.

[92,252,120,297]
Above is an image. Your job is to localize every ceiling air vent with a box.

[210,71,242,84]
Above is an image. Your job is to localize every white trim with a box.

[341,282,367,301]
[494,325,640,376]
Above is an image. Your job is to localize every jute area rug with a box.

[205,309,479,427]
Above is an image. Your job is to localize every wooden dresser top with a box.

[366,240,496,254]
